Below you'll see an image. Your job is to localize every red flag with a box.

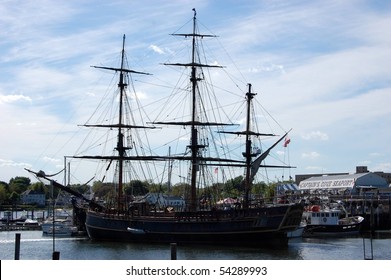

[283,136,291,147]
[214,167,218,174]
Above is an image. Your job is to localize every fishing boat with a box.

[27,10,303,247]
[302,205,364,237]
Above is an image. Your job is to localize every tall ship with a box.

[28,10,303,247]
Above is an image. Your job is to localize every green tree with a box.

[124,180,149,196]
[263,182,277,202]
[70,184,90,196]
[92,181,113,199]
[0,181,8,190]
[0,184,7,204]
[9,176,31,194]
[252,181,268,195]
[9,191,20,204]
[148,182,166,194]
[170,183,188,198]
[29,181,45,192]
[224,176,243,198]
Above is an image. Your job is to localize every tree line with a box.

[0,175,281,208]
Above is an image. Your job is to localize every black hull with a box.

[85,203,303,247]
[303,222,362,237]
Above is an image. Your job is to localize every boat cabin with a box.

[304,209,341,226]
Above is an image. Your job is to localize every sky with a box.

[1,0,391,185]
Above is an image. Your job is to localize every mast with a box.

[160,9,225,211]
[244,84,256,208]
[117,35,126,210]
[218,85,294,208]
[167,146,172,193]
[189,9,199,212]
[86,35,152,211]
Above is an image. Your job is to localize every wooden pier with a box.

[0,224,41,231]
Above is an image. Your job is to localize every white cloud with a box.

[358,160,371,166]
[249,63,285,74]
[369,152,381,157]
[0,159,14,166]
[0,94,32,104]
[305,166,324,172]
[42,156,61,163]
[372,163,391,173]
[130,91,147,100]
[302,152,320,159]
[0,158,31,168]
[149,45,165,54]
[302,131,329,141]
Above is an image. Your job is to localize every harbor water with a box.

[1,230,391,260]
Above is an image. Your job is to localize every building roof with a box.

[298,172,388,190]
[21,189,45,196]
[277,183,298,192]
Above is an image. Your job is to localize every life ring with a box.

[323,217,327,222]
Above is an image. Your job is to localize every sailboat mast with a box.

[117,34,127,210]
[159,9,224,211]
[189,9,198,211]
[244,84,256,208]
[167,146,173,193]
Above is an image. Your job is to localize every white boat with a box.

[42,220,78,236]
[287,222,306,238]
[16,218,40,226]
[45,224,78,236]
[41,208,77,236]
[302,205,364,237]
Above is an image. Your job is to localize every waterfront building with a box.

[296,166,391,186]
[298,172,389,195]
[20,190,46,206]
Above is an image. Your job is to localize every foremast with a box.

[81,35,152,211]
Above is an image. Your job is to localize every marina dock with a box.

[0,224,41,231]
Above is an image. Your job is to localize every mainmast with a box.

[189,9,201,212]
[243,84,256,208]
[158,9,225,211]
[117,35,127,211]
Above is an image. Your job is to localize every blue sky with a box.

[1,0,391,184]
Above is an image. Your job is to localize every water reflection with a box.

[1,230,391,260]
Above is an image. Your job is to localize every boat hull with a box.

[303,221,363,237]
[41,223,78,237]
[85,203,303,247]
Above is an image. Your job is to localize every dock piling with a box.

[170,243,177,260]
[52,251,60,260]
[14,233,21,260]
